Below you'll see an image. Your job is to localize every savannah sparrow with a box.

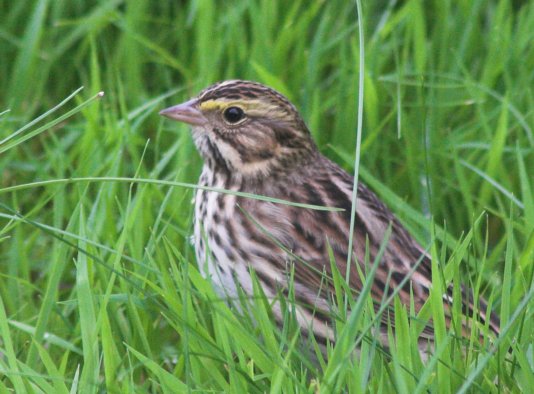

[160,80,499,351]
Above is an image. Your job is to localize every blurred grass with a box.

[1,0,533,392]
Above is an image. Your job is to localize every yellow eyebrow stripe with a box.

[199,99,263,112]
[198,100,224,111]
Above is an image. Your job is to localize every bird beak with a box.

[159,99,206,126]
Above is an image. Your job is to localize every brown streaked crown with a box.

[198,80,299,113]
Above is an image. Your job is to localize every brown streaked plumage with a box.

[160,80,500,352]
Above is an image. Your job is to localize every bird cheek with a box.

[250,133,277,155]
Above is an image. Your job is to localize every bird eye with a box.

[223,106,245,124]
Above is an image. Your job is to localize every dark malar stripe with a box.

[205,139,231,176]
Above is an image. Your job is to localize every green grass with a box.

[1,0,533,392]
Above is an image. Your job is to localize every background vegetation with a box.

[1,0,533,392]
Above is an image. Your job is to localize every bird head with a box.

[160,80,317,179]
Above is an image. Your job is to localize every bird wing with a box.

[239,155,499,339]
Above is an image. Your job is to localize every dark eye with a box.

[223,106,245,124]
